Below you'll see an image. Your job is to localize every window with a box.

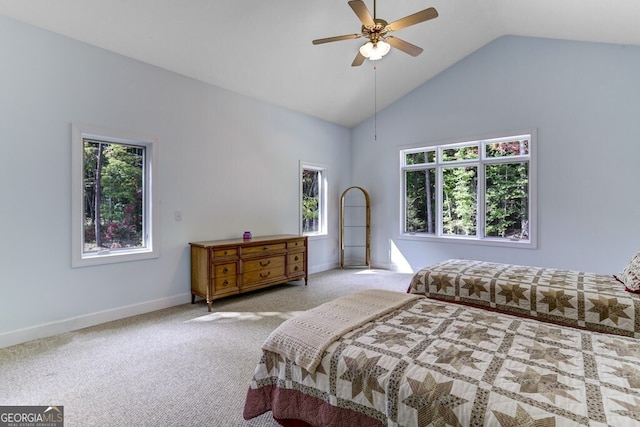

[72,124,159,267]
[401,133,536,248]
[300,162,327,236]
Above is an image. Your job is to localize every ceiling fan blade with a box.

[348,0,375,27]
[386,7,438,32]
[312,34,361,45]
[385,36,423,57]
[351,51,366,67]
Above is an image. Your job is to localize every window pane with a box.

[405,169,436,233]
[442,145,479,162]
[302,169,320,233]
[485,162,529,239]
[485,139,529,158]
[405,150,435,165]
[83,140,144,253]
[442,166,477,236]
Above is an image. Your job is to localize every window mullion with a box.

[436,166,443,237]
[478,162,486,239]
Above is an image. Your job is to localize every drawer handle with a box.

[223,267,229,274]
[294,256,299,261]
[262,246,269,251]
[260,260,271,267]
[260,271,271,278]
[293,266,299,271]
[223,280,229,286]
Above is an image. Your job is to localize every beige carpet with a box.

[0,268,413,426]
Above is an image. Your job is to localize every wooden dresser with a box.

[189,234,308,311]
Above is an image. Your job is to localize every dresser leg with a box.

[207,300,212,312]
[191,294,196,304]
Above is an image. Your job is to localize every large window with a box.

[72,124,159,267]
[401,133,535,247]
[300,162,327,236]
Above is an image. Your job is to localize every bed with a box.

[243,255,640,426]
[407,258,640,338]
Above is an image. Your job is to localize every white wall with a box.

[352,36,640,274]
[3,19,639,349]
[0,16,350,347]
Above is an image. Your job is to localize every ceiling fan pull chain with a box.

[374,63,377,141]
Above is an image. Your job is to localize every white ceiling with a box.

[1,0,639,128]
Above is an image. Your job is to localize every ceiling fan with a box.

[312,0,438,66]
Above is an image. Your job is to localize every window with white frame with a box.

[71,124,159,267]
[300,162,327,236]
[400,133,535,247]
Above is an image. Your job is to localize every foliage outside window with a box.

[83,140,144,252]
[72,125,159,267]
[300,162,327,236]
[401,133,535,247]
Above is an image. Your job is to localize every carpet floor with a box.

[0,268,414,426]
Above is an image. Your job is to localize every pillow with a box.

[614,251,640,293]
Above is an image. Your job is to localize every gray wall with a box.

[0,16,350,347]
[352,36,640,274]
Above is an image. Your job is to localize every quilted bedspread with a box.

[408,259,640,338]
[262,289,421,374]
[244,295,640,426]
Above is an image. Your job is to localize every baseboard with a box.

[308,261,339,274]
[314,261,401,272]
[0,293,191,349]
[371,261,391,270]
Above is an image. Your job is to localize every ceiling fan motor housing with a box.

[362,18,389,43]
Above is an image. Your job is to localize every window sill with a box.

[72,248,159,268]
[398,233,536,249]
[303,233,328,241]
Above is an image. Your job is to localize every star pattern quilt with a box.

[243,295,640,426]
[408,259,640,338]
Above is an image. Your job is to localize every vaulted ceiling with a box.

[1,0,639,127]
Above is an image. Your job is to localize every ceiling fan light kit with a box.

[312,0,438,66]
[359,40,390,60]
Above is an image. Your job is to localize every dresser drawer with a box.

[212,247,238,258]
[214,263,236,277]
[287,239,306,250]
[243,265,286,284]
[242,243,286,255]
[213,275,237,291]
[288,252,304,264]
[288,261,304,275]
[243,255,285,272]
